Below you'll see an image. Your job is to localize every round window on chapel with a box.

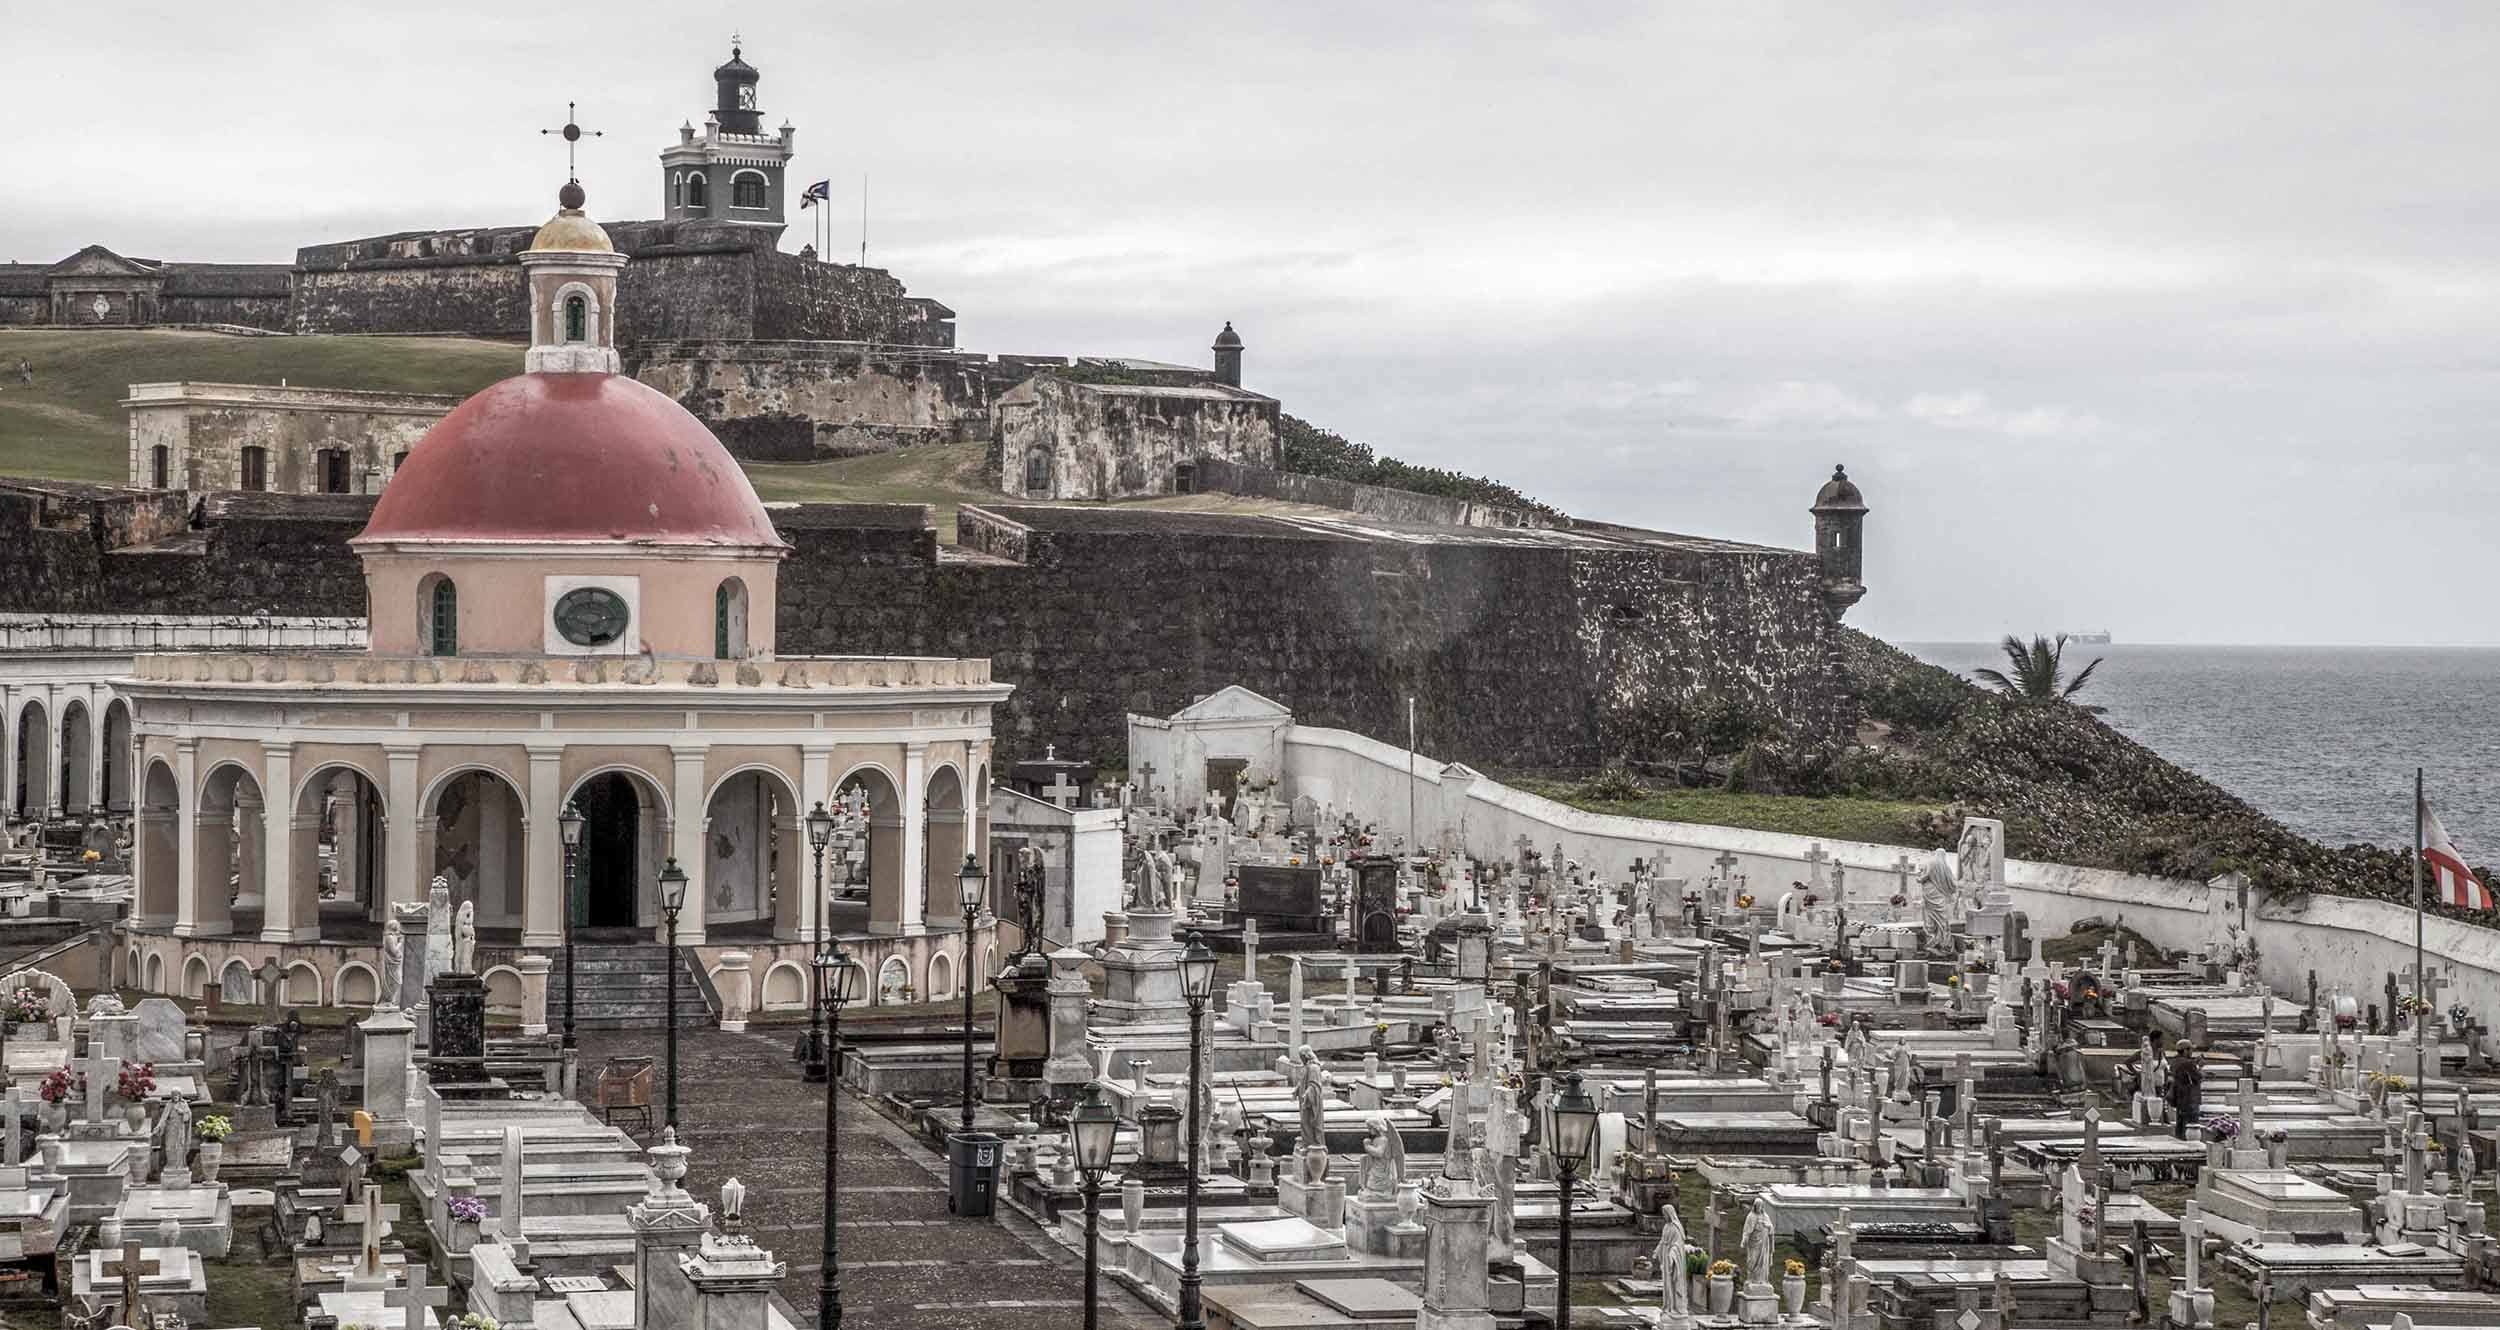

[553,587,630,647]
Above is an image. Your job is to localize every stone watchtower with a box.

[660,44,795,241]
[1212,321,1244,388]
[1810,464,1869,618]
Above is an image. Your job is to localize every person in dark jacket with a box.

[2168,1039,2205,1139]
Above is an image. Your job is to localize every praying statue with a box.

[452,899,478,974]
[158,1093,192,1176]
[1298,1054,1328,1148]
[1357,1115,1405,1199]
[1920,849,1957,941]
[1654,1202,1692,1319]
[379,915,405,1008]
[1741,1195,1776,1290]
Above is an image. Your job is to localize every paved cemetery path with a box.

[570,1027,1166,1329]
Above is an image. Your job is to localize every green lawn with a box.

[0,327,517,482]
[1509,779,1946,847]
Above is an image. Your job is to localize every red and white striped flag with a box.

[2424,799,2492,910]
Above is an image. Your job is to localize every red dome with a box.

[356,373,784,548]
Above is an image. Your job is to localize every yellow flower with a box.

[1785,1258,1807,1277]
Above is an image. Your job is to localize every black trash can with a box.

[947,1131,1002,1217]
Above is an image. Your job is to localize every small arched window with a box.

[732,172,767,209]
[239,446,268,491]
[424,575,458,657]
[150,445,169,488]
[685,173,708,208]
[564,295,588,343]
[1022,451,1051,496]
[714,577,749,660]
[392,450,409,472]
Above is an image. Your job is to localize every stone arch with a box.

[714,577,749,659]
[685,171,709,208]
[180,954,209,999]
[335,961,379,1007]
[420,571,458,657]
[833,763,906,934]
[874,954,913,1006]
[296,761,386,934]
[427,767,526,931]
[566,765,671,931]
[761,960,807,1009]
[927,949,954,1001]
[192,760,266,935]
[136,758,181,926]
[923,763,967,923]
[979,941,998,994]
[59,700,92,812]
[101,699,132,812]
[706,764,798,935]
[14,697,48,816]
[145,950,165,994]
[284,960,323,1005]
[218,957,252,1006]
[729,169,768,209]
[972,760,992,887]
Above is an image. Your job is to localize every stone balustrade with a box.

[126,652,993,690]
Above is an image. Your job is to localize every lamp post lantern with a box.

[1550,1070,1600,1329]
[557,799,585,1050]
[956,853,987,1134]
[658,857,689,1134]
[1176,931,1219,1330]
[817,942,862,1329]
[803,801,837,1082]
[1070,1082,1118,1330]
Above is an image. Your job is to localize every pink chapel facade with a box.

[116,184,1011,1016]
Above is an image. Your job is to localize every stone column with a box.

[383,746,422,917]
[40,683,62,818]
[275,812,324,944]
[359,1004,417,1150]
[522,748,563,947]
[1416,1179,1496,1330]
[1042,946,1095,1099]
[668,747,709,943]
[715,951,751,1034]
[516,954,551,1038]
[897,742,928,933]
[630,1134,713,1330]
[678,1231,790,1330]
[260,745,306,941]
[172,739,201,936]
[232,782,267,913]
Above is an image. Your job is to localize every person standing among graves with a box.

[2166,1037,2205,1138]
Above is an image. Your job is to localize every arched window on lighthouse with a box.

[564,295,588,344]
[685,173,708,208]
[715,577,749,660]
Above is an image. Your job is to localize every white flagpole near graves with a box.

[2416,766,2428,1120]
[1406,696,1419,862]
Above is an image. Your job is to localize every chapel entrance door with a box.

[577,772,643,929]
[1204,758,1247,820]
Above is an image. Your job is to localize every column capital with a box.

[260,741,295,759]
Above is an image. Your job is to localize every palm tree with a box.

[1973,633,2104,704]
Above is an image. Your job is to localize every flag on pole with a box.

[799,179,831,208]
[2423,797,2491,910]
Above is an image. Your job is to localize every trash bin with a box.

[948,1131,1002,1217]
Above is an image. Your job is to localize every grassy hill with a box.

[0,328,521,484]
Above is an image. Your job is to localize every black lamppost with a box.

[558,799,585,1050]
[658,857,689,1134]
[817,941,862,1330]
[1175,931,1219,1330]
[956,852,986,1135]
[803,801,836,1082]
[1550,1070,1600,1328]
[1069,1082,1118,1330]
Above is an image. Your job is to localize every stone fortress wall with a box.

[0,485,1857,774]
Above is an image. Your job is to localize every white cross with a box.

[0,1086,38,1167]
[1042,772,1079,810]
[353,1180,404,1280]
[2178,1199,2205,1292]
[385,1261,448,1330]
[73,1050,121,1123]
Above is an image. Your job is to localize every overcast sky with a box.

[9,2,2497,645]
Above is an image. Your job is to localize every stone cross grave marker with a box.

[386,1260,449,1330]
[73,1049,120,1123]
[353,1178,404,1281]
[1042,771,1080,810]
[0,1085,39,1167]
[102,1239,161,1323]
[255,956,287,1022]
[1136,762,1157,803]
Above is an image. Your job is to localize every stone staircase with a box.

[542,942,712,1029]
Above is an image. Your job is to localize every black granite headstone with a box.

[1236,865,1327,932]
[1351,856,1400,954]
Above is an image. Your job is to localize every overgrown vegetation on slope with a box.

[1279,414,1565,522]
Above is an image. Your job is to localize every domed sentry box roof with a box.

[1812,464,1867,513]
[355,373,785,549]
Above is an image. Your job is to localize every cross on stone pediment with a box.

[353,1179,404,1279]
[1042,772,1080,810]
[386,1261,449,1330]
[100,1239,161,1322]
[72,1049,121,1122]
[0,1085,38,1166]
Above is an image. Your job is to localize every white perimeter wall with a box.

[1274,722,2499,1018]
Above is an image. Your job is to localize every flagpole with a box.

[2415,765,2427,1120]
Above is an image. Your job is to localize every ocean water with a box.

[1904,643,2500,859]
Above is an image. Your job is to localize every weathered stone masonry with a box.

[0,486,1853,772]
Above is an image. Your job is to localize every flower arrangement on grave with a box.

[196,1114,235,1142]
[1819,1013,1842,1027]
[1889,893,1908,907]
[1735,894,1755,909]
[448,1195,489,1224]
[1784,1258,1807,1277]
[2081,986,2101,1001]
[1965,959,1995,974]
[2368,1071,2409,1093]
[1685,1248,1709,1277]
[1946,975,1962,988]
[116,1062,156,1101]
[81,849,101,864]
[1288,858,1302,867]
[1708,1259,1737,1278]
[2203,1114,2241,1142]
[450,1315,501,1330]
[3,987,47,1024]
[1802,893,1819,909]
[38,1066,80,1105]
